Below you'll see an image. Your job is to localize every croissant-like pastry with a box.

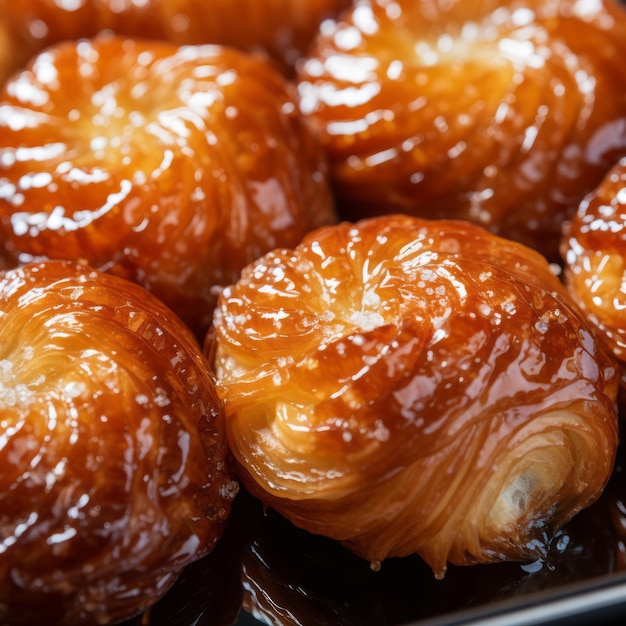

[0,0,351,80]
[296,0,626,261]
[0,260,237,625]
[207,214,619,578]
[0,36,336,338]
[561,157,626,388]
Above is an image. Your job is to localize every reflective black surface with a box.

[119,432,626,626]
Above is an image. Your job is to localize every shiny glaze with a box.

[296,0,626,261]
[208,214,619,579]
[0,260,237,625]
[0,0,351,80]
[0,36,336,338]
[561,157,626,387]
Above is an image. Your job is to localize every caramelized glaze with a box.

[296,0,626,260]
[561,157,626,389]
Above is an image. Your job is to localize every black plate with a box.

[120,434,626,626]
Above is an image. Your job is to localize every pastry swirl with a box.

[0,36,336,337]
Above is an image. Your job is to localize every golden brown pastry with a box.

[296,0,626,261]
[0,260,237,625]
[561,157,626,388]
[207,214,619,579]
[0,0,351,80]
[0,35,336,338]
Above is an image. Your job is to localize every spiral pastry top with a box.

[0,36,336,337]
[0,260,237,625]
[296,0,626,260]
[561,157,626,381]
[208,214,619,578]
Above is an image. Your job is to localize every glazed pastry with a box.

[561,157,626,388]
[208,214,619,578]
[0,260,237,625]
[0,36,336,338]
[296,0,626,261]
[0,0,351,80]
